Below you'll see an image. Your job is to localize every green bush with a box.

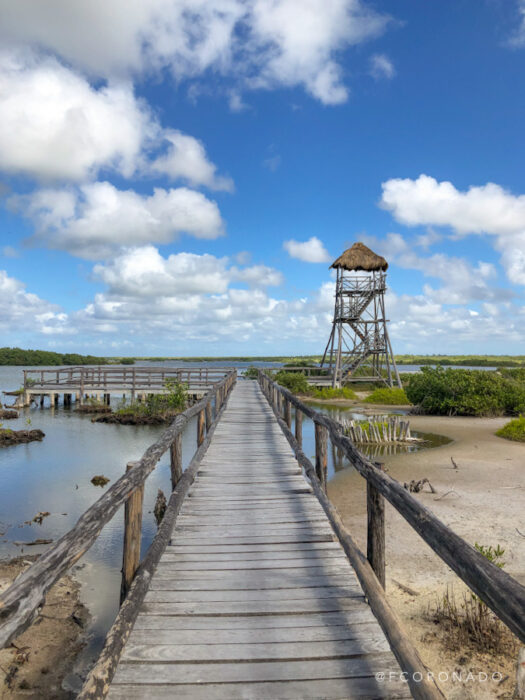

[405,367,525,416]
[117,379,187,417]
[310,387,357,400]
[496,416,525,442]
[274,371,309,394]
[243,366,259,380]
[363,387,410,405]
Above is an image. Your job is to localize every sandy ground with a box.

[328,413,524,699]
[0,557,88,699]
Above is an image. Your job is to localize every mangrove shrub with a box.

[405,367,525,416]
[274,371,310,394]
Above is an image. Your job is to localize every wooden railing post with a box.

[284,397,292,428]
[205,401,212,432]
[170,433,182,490]
[295,408,303,447]
[315,423,328,490]
[367,463,386,588]
[197,409,205,446]
[120,462,144,604]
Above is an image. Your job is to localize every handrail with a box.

[78,375,233,699]
[259,372,443,700]
[258,371,525,644]
[0,370,237,649]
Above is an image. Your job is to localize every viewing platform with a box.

[17,366,231,407]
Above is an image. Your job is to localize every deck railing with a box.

[259,371,525,698]
[23,366,231,393]
[0,370,237,660]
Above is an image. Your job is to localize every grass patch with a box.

[309,387,357,400]
[427,545,517,656]
[363,387,410,405]
[496,415,525,442]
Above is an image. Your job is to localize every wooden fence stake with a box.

[197,409,205,447]
[170,433,182,490]
[295,409,303,447]
[120,462,144,604]
[315,423,328,490]
[367,462,386,588]
[205,401,212,432]
[284,398,292,428]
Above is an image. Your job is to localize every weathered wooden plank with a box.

[157,558,349,571]
[128,621,383,645]
[108,678,412,700]
[139,597,367,616]
[132,609,378,629]
[169,535,335,545]
[159,549,344,562]
[144,586,363,603]
[165,541,339,554]
[149,574,359,590]
[121,636,391,662]
[112,653,398,684]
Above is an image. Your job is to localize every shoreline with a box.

[0,556,89,698]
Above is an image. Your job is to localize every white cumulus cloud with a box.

[283,236,331,263]
[0,49,154,181]
[0,0,390,106]
[12,182,224,259]
[380,174,525,286]
[151,130,234,191]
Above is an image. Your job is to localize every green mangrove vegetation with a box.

[0,347,109,366]
[405,367,525,416]
[95,380,188,425]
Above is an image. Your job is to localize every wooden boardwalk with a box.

[108,381,411,699]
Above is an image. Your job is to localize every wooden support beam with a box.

[295,408,303,447]
[120,462,144,604]
[197,409,205,447]
[315,423,328,490]
[170,433,183,490]
[367,463,386,588]
[284,397,292,428]
[205,401,212,432]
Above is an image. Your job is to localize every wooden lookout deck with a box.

[107,382,411,699]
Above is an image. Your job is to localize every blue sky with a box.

[1,0,525,356]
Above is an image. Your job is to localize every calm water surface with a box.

[0,362,448,689]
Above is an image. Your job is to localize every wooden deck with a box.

[108,381,412,699]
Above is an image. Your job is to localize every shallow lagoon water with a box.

[0,363,449,689]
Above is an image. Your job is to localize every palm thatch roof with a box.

[330,242,388,272]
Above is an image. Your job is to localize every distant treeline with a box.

[0,347,110,366]
[396,354,525,368]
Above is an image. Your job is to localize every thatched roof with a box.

[330,242,388,272]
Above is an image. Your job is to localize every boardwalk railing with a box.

[259,371,525,647]
[0,370,237,652]
[23,366,230,395]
